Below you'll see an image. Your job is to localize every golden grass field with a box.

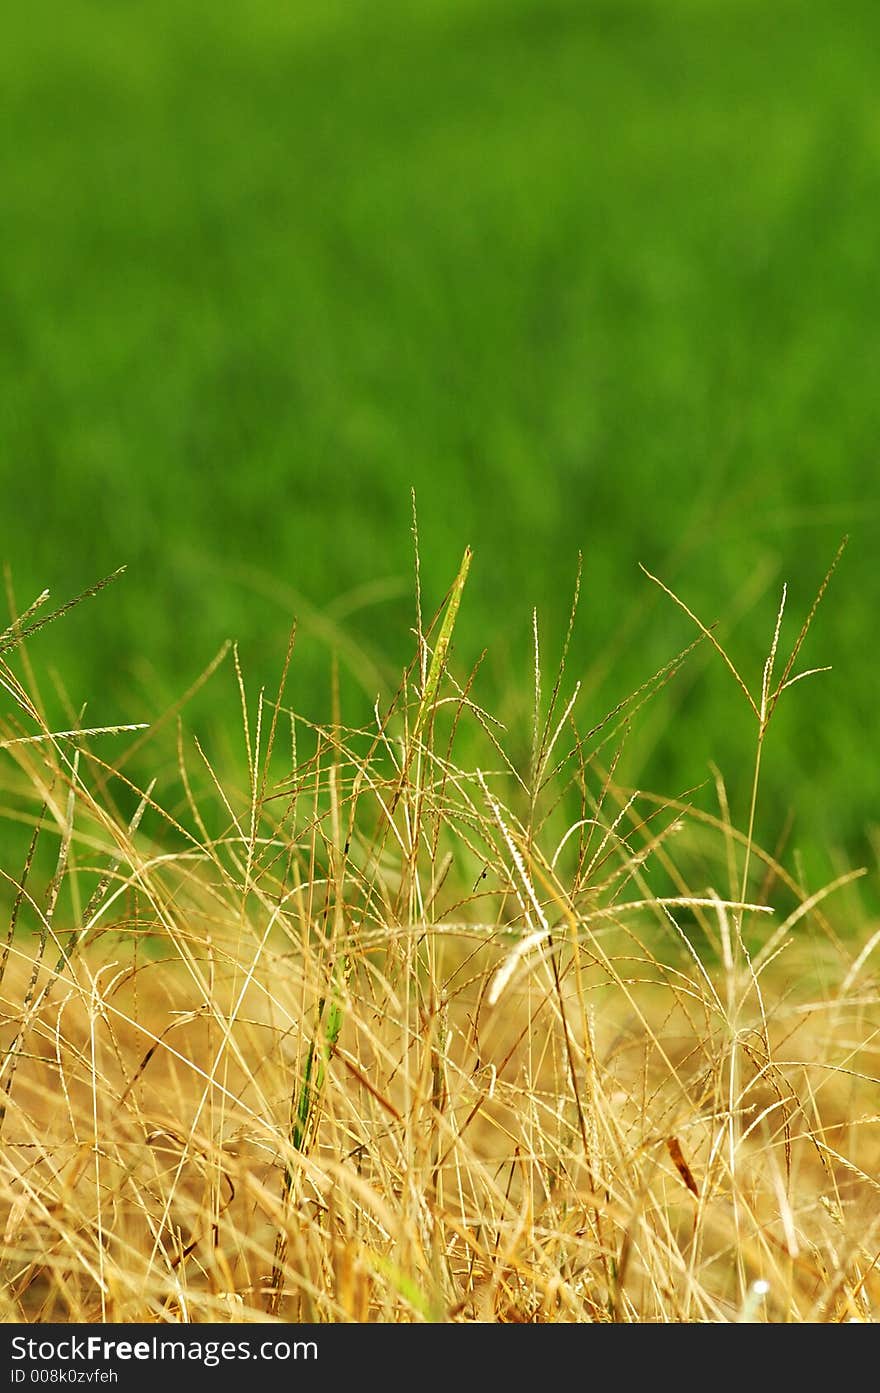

[0,551,877,1323]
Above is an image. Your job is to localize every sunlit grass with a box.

[0,549,877,1323]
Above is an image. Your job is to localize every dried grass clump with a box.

[0,543,877,1323]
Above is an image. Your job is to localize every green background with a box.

[2,0,878,873]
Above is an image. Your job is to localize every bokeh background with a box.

[2,0,878,875]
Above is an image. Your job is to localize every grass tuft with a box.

[0,551,876,1323]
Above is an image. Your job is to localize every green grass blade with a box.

[413,546,471,741]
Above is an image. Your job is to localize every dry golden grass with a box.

[0,547,877,1323]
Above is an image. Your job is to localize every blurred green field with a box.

[2,0,878,873]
